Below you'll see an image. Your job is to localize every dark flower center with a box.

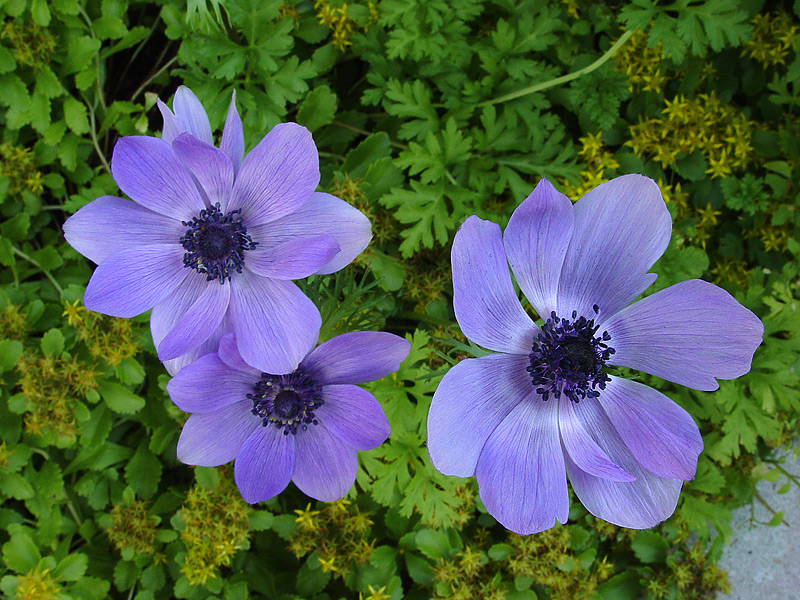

[180,203,257,283]
[527,305,615,403]
[247,369,324,435]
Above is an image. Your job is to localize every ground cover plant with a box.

[1,0,799,599]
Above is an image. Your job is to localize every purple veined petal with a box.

[220,90,244,174]
[301,331,411,385]
[229,270,320,374]
[157,99,179,144]
[558,396,635,482]
[249,193,371,275]
[292,423,358,501]
[172,85,213,145]
[245,234,340,280]
[452,216,539,354]
[503,178,574,318]
[167,353,255,414]
[218,332,259,374]
[316,385,390,451]
[228,123,319,227]
[110,136,206,221]
[63,196,183,265]
[557,174,671,320]
[603,279,764,391]
[172,133,234,207]
[596,376,703,481]
[428,353,533,478]
[564,398,683,529]
[234,423,296,503]
[162,313,234,377]
[83,244,187,318]
[151,271,209,351]
[177,400,260,467]
[157,280,231,361]
[475,397,569,535]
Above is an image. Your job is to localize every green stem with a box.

[478,30,634,107]
[11,246,64,296]
[754,491,790,528]
[763,460,800,488]
[331,120,408,150]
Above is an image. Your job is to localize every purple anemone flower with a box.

[427,175,763,535]
[167,331,410,502]
[64,86,371,375]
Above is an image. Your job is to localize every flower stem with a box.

[11,246,64,296]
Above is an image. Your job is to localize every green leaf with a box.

[98,381,146,414]
[631,530,669,563]
[0,340,23,372]
[1,213,30,242]
[0,472,35,500]
[94,15,128,40]
[30,0,51,25]
[63,96,90,134]
[124,442,162,499]
[40,329,64,357]
[65,36,101,74]
[342,132,391,178]
[415,528,453,560]
[2,530,41,573]
[296,85,338,132]
[54,553,88,581]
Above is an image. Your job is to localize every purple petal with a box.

[301,332,411,385]
[250,193,371,275]
[157,280,231,361]
[172,86,213,145]
[234,424,295,503]
[83,244,186,318]
[63,196,182,265]
[557,175,671,320]
[172,133,234,207]
[218,332,259,374]
[317,385,390,450]
[110,136,206,221]
[428,353,534,478]
[228,123,319,226]
[603,279,764,391]
[475,398,569,535]
[452,216,539,354]
[177,400,260,466]
[167,353,255,413]
[564,399,682,529]
[558,396,635,482]
[157,99,179,144]
[597,376,703,480]
[503,178,574,318]
[245,235,340,280]
[292,423,357,501]
[220,90,244,173]
[151,272,208,350]
[163,314,234,377]
[229,270,320,374]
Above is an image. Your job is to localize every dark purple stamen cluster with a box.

[180,203,257,283]
[527,304,615,403]
[247,369,324,435]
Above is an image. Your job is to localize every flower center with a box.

[180,203,257,283]
[526,305,615,403]
[247,369,324,435]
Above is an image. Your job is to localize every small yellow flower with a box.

[318,554,338,573]
[294,503,321,530]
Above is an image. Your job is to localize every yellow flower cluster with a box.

[745,12,798,67]
[613,30,668,93]
[0,302,27,340]
[104,500,161,556]
[561,0,579,20]
[560,132,619,200]
[627,92,754,178]
[179,469,252,586]
[0,143,44,196]
[288,498,375,578]
[62,300,140,367]
[13,565,61,600]
[0,21,56,68]
[711,257,751,288]
[315,0,378,51]
[645,542,731,599]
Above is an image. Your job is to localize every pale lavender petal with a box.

[163,314,234,377]
[172,133,234,207]
[218,333,259,374]
[564,399,682,529]
[250,193,371,275]
[503,178,574,318]
[220,90,244,173]
[228,123,319,226]
[167,353,255,413]
[558,396,635,482]
[452,216,539,354]
[301,332,411,385]
[229,270,320,374]
[557,175,671,320]
[245,235,339,280]
[63,196,182,265]
[476,398,569,535]
[603,279,764,391]
[317,385,389,450]
[177,400,260,467]
[83,244,186,318]
[234,424,295,503]
[292,423,357,501]
[151,272,207,350]
[428,353,534,478]
[110,136,205,221]
[157,99,179,143]
[597,376,703,480]
[157,281,231,361]
[173,85,213,145]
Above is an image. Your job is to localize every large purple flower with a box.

[167,331,410,502]
[427,175,763,534]
[64,86,371,375]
